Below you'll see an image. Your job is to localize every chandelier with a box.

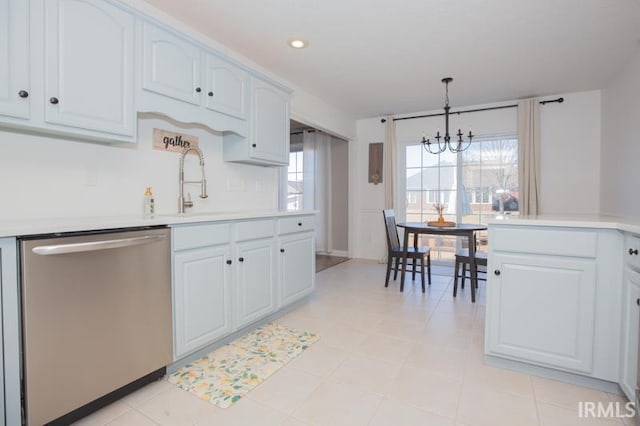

[421,77,474,154]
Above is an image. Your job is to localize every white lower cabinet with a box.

[172,214,315,360]
[485,224,626,386]
[173,244,233,359]
[620,267,640,400]
[235,238,276,328]
[0,238,20,426]
[280,232,315,306]
[486,253,597,373]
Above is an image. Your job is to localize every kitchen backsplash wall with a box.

[0,114,280,221]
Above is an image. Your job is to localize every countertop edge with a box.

[0,210,318,238]
[487,215,640,235]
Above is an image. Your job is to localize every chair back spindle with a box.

[382,209,401,252]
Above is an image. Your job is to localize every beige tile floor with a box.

[73,260,637,426]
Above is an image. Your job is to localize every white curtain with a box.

[302,130,331,253]
[384,116,396,209]
[517,99,541,215]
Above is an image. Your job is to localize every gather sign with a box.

[153,129,199,153]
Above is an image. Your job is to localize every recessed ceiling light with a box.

[288,39,308,49]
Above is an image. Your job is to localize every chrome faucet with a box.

[178,146,208,213]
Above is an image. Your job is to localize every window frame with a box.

[397,134,518,261]
[286,150,304,211]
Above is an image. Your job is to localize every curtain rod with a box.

[290,129,316,135]
[380,97,564,123]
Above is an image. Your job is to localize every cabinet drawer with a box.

[172,223,231,250]
[278,216,315,235]
[236,219,275,242]
[491,227,597,258]
[625,234,640,271]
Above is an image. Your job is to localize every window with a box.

[403,137,518,260]
[287,151,303,210]
[462,138,519,224]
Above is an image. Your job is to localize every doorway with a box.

[286,120,349,272]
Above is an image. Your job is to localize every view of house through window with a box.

[287,151,304,210]
[404,137,518,261]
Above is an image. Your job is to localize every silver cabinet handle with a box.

[32,235,167,255]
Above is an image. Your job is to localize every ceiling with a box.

[143,0,640,119]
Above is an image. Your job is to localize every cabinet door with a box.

[44,0,135,136]
[620,267,640,401]
[142,23,202,106]
[235,238,276,328]
[173,245,232,358]
[0,0,30,119]
[250,78,290,164]
[486,253,597,373]
[280,233,314,306]
[204,54,247,120]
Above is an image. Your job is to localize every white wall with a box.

[353,90,602,259]
[0,115,278,220]
[354,118,387,260]
[600,50,640,218]
[330,137,349,252]
[540,91,601,215]
[290,90,356,141]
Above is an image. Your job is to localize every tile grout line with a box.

[529,374,543,426]
[132,408,161,426]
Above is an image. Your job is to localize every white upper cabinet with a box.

[223,77,290,166]
[44,0,135,136]
[139,23,252,135]
[0,0,30,119]
[0,0,291,150]
[250,78,290,164]
[204,54,247,120]
[142,23,202,106]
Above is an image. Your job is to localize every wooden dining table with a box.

[396,222,488,302]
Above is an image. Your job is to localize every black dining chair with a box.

[382,209,432,292]
[453,246,487,297]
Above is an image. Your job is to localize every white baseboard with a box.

[317,250,348,257]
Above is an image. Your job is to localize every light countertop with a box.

[487,214,640,235]
[0,210,317,238]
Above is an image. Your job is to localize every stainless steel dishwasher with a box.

[20,227,173,425]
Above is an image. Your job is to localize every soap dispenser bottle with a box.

[143,187,155,218]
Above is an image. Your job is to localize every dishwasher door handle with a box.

[32,234,167,255]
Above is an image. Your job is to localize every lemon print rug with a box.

[167,322,319,408]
